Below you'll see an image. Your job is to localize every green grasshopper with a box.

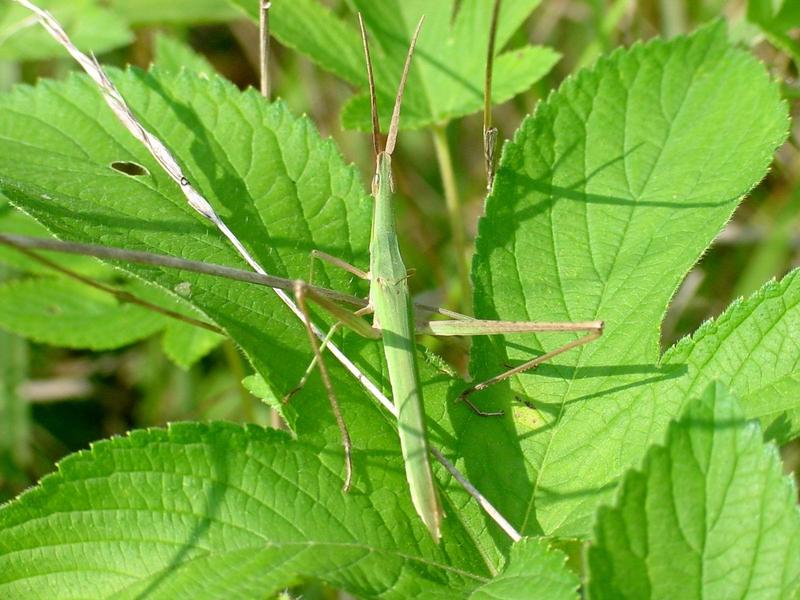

[9,0,603,542]
[288,16,604,540]
[288,15,445,538]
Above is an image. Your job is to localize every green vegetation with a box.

[0,1,799,598]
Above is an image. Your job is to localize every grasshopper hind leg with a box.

[457,326,604,417]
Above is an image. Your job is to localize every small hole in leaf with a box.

[110,161,149,177]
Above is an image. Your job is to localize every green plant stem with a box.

[659,0,686,38]
[259,0,271,99]
[431,124,472,315]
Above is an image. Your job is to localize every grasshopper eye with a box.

[110,161,149,177]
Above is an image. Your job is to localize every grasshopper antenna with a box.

[483,0,502,190]
[386,17,424,157]
[358,14,382,158]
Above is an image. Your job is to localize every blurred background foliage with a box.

[0,1,799,572]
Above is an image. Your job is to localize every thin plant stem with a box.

[483,0,501,191]
[659,0,686,39]
[430,447,521,543]
[0,233,362,305]
[260,0,284,433]
[432,124,472,316]
[0,234,469,319]
[259,0,271,99]
[483,0,501,138]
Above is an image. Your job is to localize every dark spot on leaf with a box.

[46,304,62,316]
[110,161,149,177]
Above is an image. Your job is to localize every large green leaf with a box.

[459,21,791,538]
[230,0,559,130]
[587,382,800,599]
[465,266,800,538]
[0,423,490,598]
[0,65,396,450]
[0,0,131,60]
[0,66,373,408]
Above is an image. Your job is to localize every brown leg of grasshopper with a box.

[294,280,353,491]
[310,249,370,282]
[459,326,604,417]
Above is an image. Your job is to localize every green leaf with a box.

[587,382,800,599]
[0,423,491,598]
[106,0,240,25]
[0,66,394,456]
[0,277,168,350]
[748,0,800,63]
[230,0,559,130]
[462,21,790,538]
[162,321,223,370]
[662,270,800,444]
[241,373,298,431]
[153,34,216,77]
[468,538,578,600]
[0,0,132,60]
